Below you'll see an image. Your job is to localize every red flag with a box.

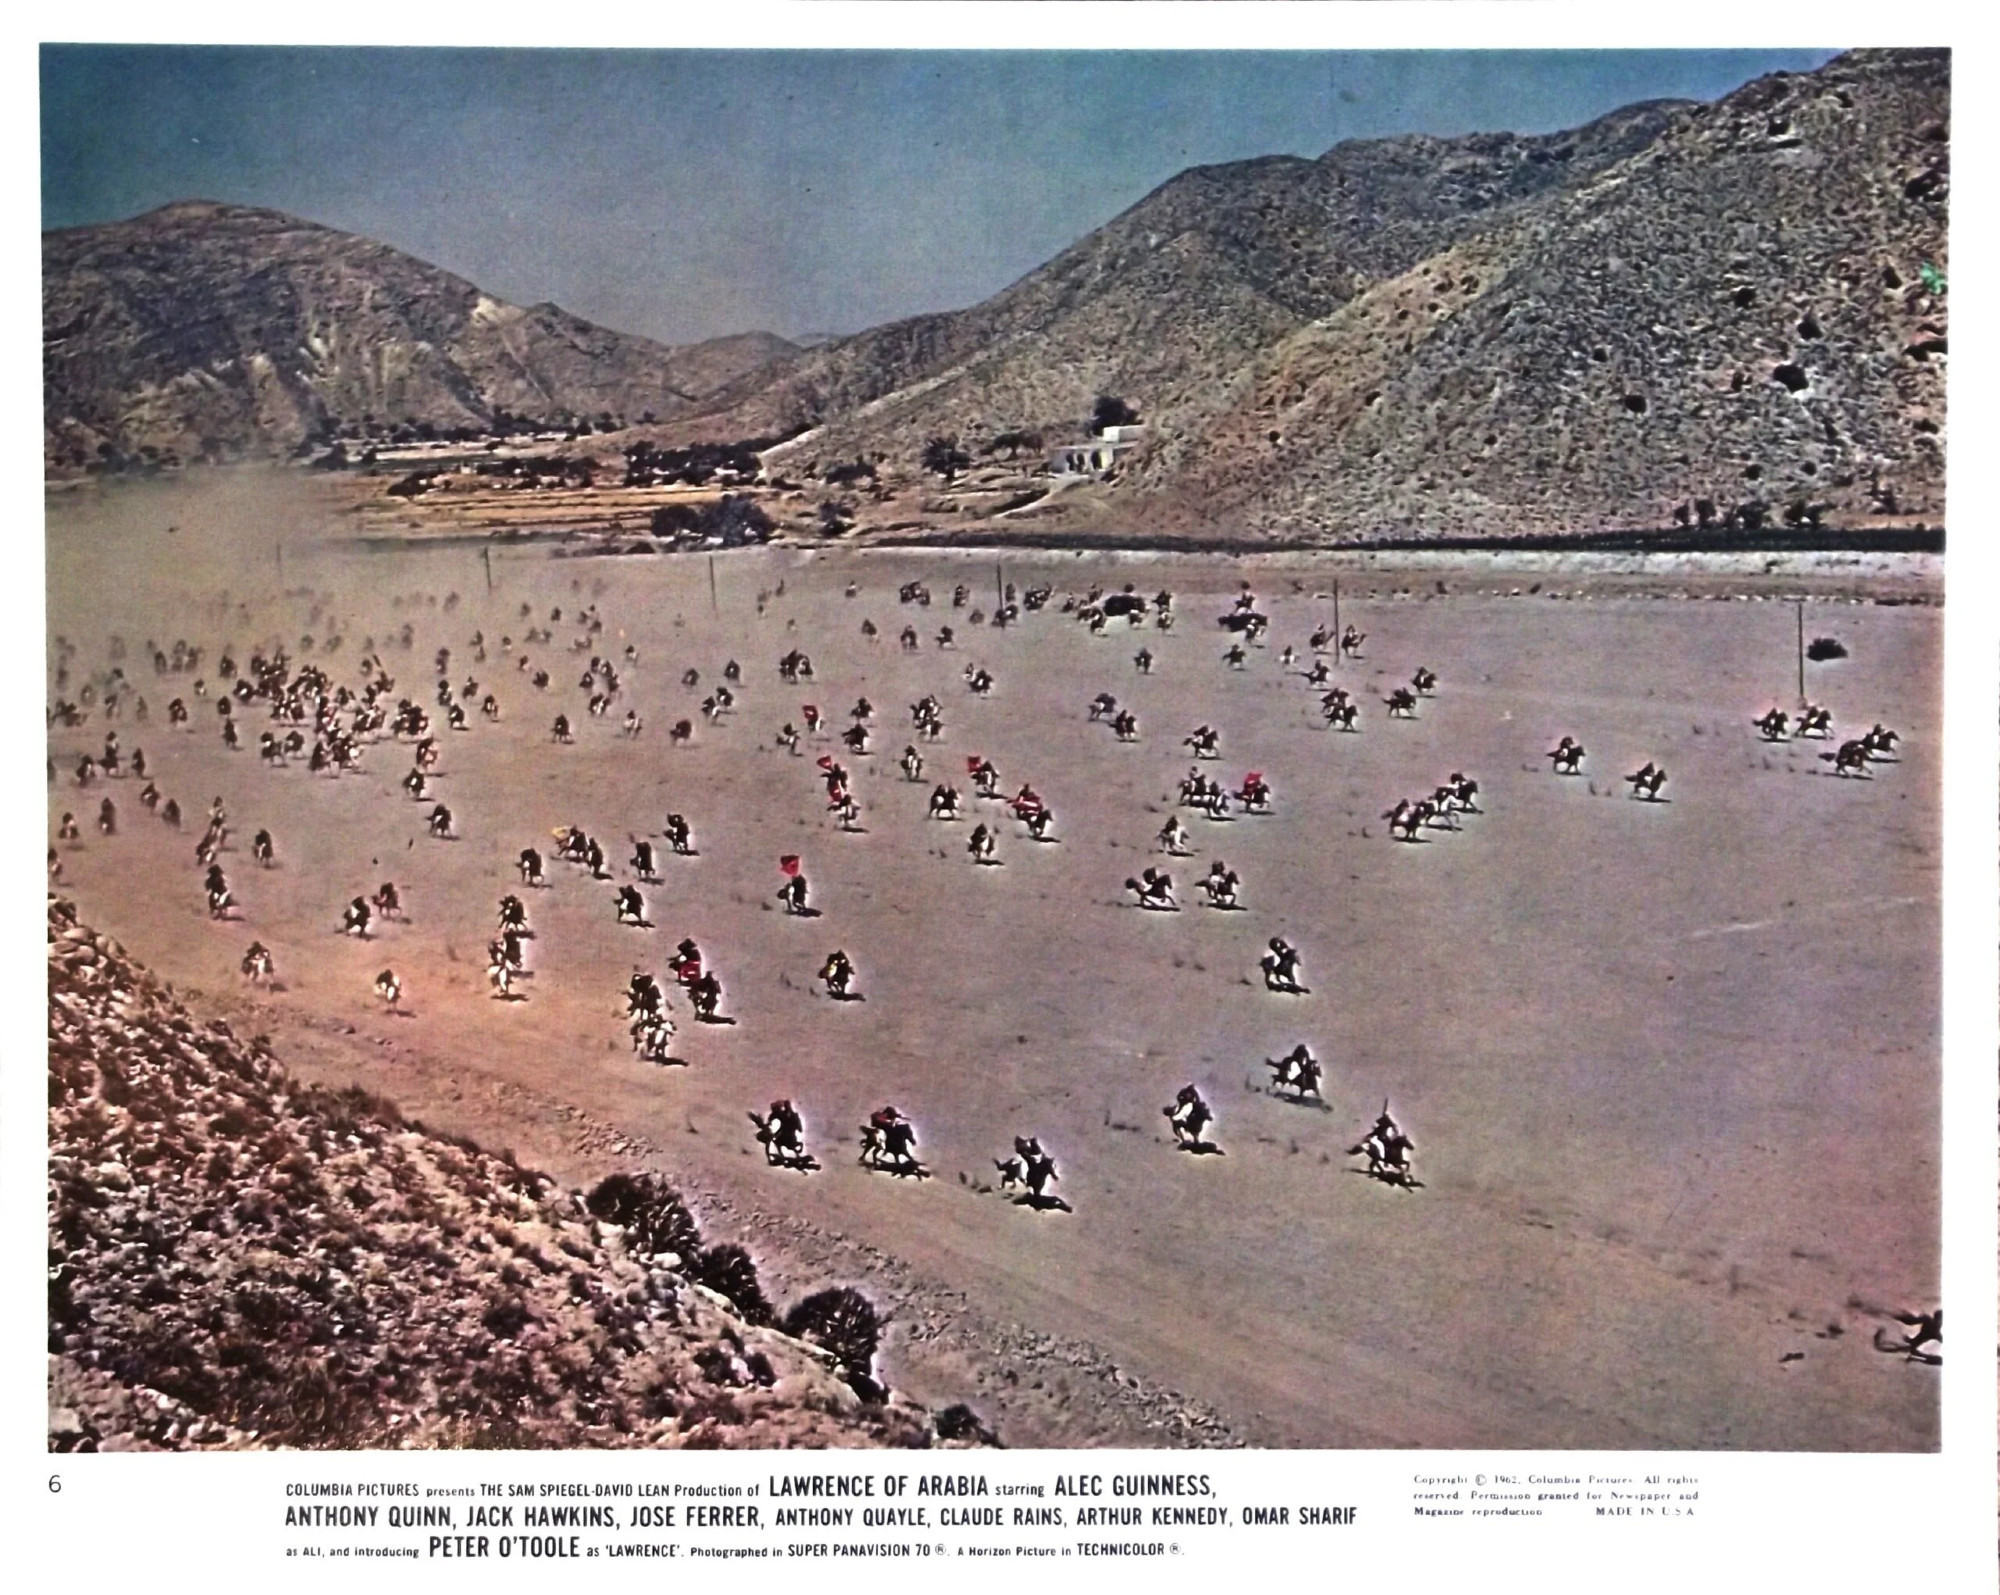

[1245,771,1263,784]
[779,855,801,877]
[816,754,835,770]
[966,756,983,773]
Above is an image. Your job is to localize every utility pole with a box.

[483,545,493,594]
[1332,578,1340,665]
[1795,598,1806,708]
[709,554,718,615]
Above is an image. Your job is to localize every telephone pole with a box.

[1795,598,1806,707]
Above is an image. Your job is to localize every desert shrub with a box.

[690,1244,772,1326]
[782,1287,882,1384]
[1091,395,1140,432]
[934,1403,1000,1445]
[648,495,775,546]
[585,1173,700,1261]
[920,436,970,482]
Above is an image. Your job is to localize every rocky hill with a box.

[45,51,1946,543]
[47,896,972,1451]
[684,97,1686,454]
[1150,47,1948,541]
[42,202,799,472]
[707,48,1947,543]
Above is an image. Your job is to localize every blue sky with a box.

[41,47,1838,347]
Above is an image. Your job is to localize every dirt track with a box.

[47,472,1941,1448]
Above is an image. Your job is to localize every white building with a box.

[1048,424,1146,478]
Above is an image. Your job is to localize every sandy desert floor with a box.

[45,471,1941,1448]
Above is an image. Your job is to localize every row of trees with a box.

[623,438,770,488]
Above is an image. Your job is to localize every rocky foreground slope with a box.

[47,896,972,1451]
[42,202,798,472]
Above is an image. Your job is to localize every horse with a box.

[750,1102,815,1169]
[1873,1308,1942,1365]
[1235,773,1272,814]
[1862,723,1902,760]
[1350,1111,1420,1189]
[1126,868,1178,911]
[1260,938,1308,993]
[858,1112,928,1178]
[999,1138,1066,1208]
[690,971,731,1024]
[929,785,962,820]
[1266,1044,1323,1102]
[240,942,275,984]
[630,1012,678,1063]
[1823,739,1873,777]
[819,950,861,1000]
[1198,863,1241,910]
[1626,763,1668,801]
[1548,737,1585,773]
[1381,799,1419,842]
[615,884,651,927]
[1164,1087,1216,1152]
[1754,708,1790,742]
[1384,687,1418,718]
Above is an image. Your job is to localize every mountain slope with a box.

[685,98,1688,458]
[42,202,799,470]
[698,48,1944,543]
[1144,47,1949,539]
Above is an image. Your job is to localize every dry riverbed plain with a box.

[46,472,1941,1449]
